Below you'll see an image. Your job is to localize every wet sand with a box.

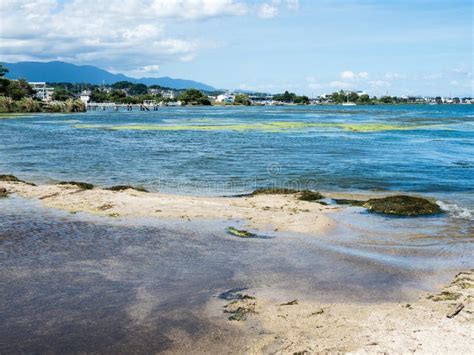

[1,181,473,353]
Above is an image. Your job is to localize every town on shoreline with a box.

[1,64,472,113]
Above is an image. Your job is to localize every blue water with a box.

[1,105,473,203]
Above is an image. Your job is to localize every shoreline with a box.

[0,180,339,235]
[1,180,473,353]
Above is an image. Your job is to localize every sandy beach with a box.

[0,180,339,235]
[1,179,473,353]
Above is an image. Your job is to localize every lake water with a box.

[1,105,473,201]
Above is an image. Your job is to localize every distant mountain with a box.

[2,61,216,91]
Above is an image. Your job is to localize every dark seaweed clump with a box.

[0,174,36,186]
[0,187,8,198]
[105,185,149,193]
[251,187,301,195]
[363,195,442,216]
[297,190,324,201]
[57,181,94,190]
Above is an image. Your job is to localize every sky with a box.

[0,0,472,96]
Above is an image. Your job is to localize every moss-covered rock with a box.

[0,174,35,186]
[105,185,148,193]
[58,181,94,190]
[363,195,442,216]
[251,187,300,195]
[0,187,8,198]
[297,190,324,201]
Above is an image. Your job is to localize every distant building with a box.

[79,90,91,104]
[216,93,234,103]
[29,82,54,101]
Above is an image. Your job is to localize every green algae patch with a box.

[227,227,256,238]
[74,121,430,133]
[58,181,94,190]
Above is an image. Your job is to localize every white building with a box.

[29,82,54,101]
[215,93,234,103]
[79,90,91,104]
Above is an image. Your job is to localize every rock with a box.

[57,181,94,190]
[0,187,8,198]
[105,185,148,193]
[0,174,36,186]
[297,190,324,201]
[363,195,442,216]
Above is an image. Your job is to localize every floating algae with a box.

[227,227,256,238]
[73,121,431,133]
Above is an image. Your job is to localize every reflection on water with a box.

[1,196,473,352]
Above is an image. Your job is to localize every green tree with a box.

[0,64,8,77]
[178,89,211,105]
[90,89,110,103]
[234,93,251,106]
[357,94,371,104]
[7,79,35,100]
[348,92,359,103]
[294,95,310,105]
[52,88,74,101]
[128,83,148,95]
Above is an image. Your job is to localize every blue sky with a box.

[0,0,472,96]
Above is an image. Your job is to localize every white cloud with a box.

[0,0,300,73]
[285,0,299,10]
[329,81,354,89]
[384,72,405,80]
[368,80,390,87]
[340,70,368,80]
[258,3,278,18]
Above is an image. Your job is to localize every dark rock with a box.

[105,185,148,193]
[0,187,8,198]
[0,174,36,186]
[297,190,324,201]
[58,181,94,190]
[363,195,442,216]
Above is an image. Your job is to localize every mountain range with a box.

[2,61,216,91]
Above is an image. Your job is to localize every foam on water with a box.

[437,200,474,220]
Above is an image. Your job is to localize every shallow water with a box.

[1,196,473,352]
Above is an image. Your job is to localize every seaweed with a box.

[0,187,8,198]
[58,181,94,190]
[297,190,324,201]
[227,227,257,238]
[0,174,36,186]
[105,185,149,193]
[363,195,442,216]
[251,187,300,195]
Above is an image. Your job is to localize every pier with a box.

[86,103,160,111]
